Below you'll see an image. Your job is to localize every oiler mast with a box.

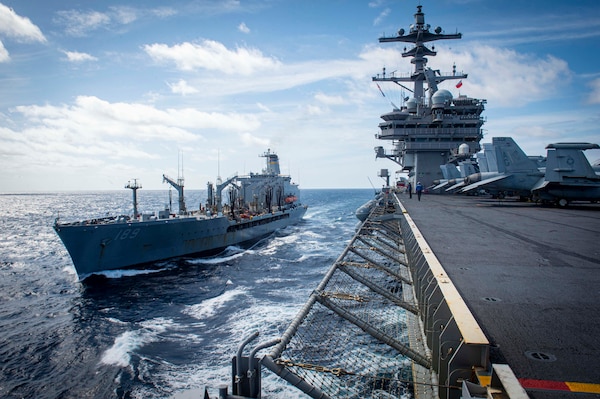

[125,179,142,218]
[162,174,186,214]
[162,152,186,214]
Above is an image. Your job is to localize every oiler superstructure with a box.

[373,5,486,189]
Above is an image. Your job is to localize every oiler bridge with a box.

[215,191,552,399]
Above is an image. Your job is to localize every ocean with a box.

[0,188,375,399]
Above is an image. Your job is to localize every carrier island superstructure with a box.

[373,5,486,190]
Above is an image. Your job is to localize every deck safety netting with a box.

[266,193,430,399]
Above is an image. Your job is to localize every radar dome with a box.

[406,98,417,113]
[431,89,453,108]
[458,143,470,155]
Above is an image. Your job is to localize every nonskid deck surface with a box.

[399,193,600,399]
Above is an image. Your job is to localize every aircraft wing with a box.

[432,181,450,190]
[460,173,511,193]
[445,181,466,192]
[531,179,549,192]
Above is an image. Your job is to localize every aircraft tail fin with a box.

[482,143,498,172]
[458,161,477,177]
[477,152,489,173]
[439,164,461,180]
[544,143,600,182]
[448,164,461,179]
[493,137,538,173]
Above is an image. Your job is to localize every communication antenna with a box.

[125,178,142,218]
[178,151,184,186]
[367,176,377,194]
[217,149,222,185]
[178,151,183,179]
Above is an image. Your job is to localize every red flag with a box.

[376,83,386,97]
[455,80,463,89]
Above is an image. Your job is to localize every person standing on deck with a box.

[416,182,423,201]
[407,182,412,199]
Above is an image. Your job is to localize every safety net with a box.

[262,192,435,399]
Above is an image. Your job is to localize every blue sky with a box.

[1,0,599,192]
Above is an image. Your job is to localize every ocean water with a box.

[0,188,374,399]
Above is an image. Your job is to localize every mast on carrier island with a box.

[373,5,486,189]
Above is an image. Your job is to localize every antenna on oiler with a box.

[125,178,142,218]
[217,149,222,185]
[178,150,184,186]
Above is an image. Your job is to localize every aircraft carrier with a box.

[399,193,600,399]
[206,192,599,399]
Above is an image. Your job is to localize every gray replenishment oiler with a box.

[54,150,307,280]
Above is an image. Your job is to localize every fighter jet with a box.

[532,142,600,206]
[444,161,478,192]
[430,163,462,191]
[478,142,499,173]
[434,142,500,193]
[459,137,545,199]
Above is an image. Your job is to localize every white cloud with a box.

[239,132,269,146]
[143,40,281,75]
[315,92,346,105]
[54,5,178,37]
[450,45,571,107]
[10,95,261,146]
[484,108,600,157]
[62,50,98,62]
[172,55,373,99]
[358,44,403,71]
[468,13,600,48]
[586,78,600,104]
[0,40,8,62]
[256,103,271,112]
[0,3,46,43]
[55,9,111,37]
[238,22,250,34]
[13,96,197,145]
[368,44,571,107]
[151,7,177,18]
[373,8,390,26]
[133,42,375,100]
[168,79,199,95]
[0,2,45,63]
[0,95,268,190]
[109,6,138,24]
[304,104,326,116]
[368,0,386,7]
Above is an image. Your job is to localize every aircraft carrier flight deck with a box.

[399,193,600,399]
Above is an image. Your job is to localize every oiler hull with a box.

[54,206,307,279]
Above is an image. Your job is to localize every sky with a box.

[1,0,599,192]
